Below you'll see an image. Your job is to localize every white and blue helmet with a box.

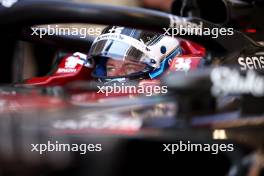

[90,26,182,82]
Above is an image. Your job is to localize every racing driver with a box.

[89,26,182,82]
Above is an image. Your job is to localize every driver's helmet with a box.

[90,26,182,82]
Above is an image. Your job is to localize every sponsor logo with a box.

[108,26,124,34]
[0,0,17,8]
[57,68,77,73]
[65,56,78,69]
[57,52,92,73]
[238,56,264,70]
[211,67,264,97]
[174,58,192,72]
[53,116,142,131]
[94,33,150,53]
[169,15,192,28]
[57,56,78,73]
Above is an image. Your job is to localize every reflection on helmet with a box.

[90,26,182,82]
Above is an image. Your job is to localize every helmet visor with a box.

[90,33,159,66]
[90,38,155,77]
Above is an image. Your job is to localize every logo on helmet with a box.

[108,26,124,34]
[174,58,192,72]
